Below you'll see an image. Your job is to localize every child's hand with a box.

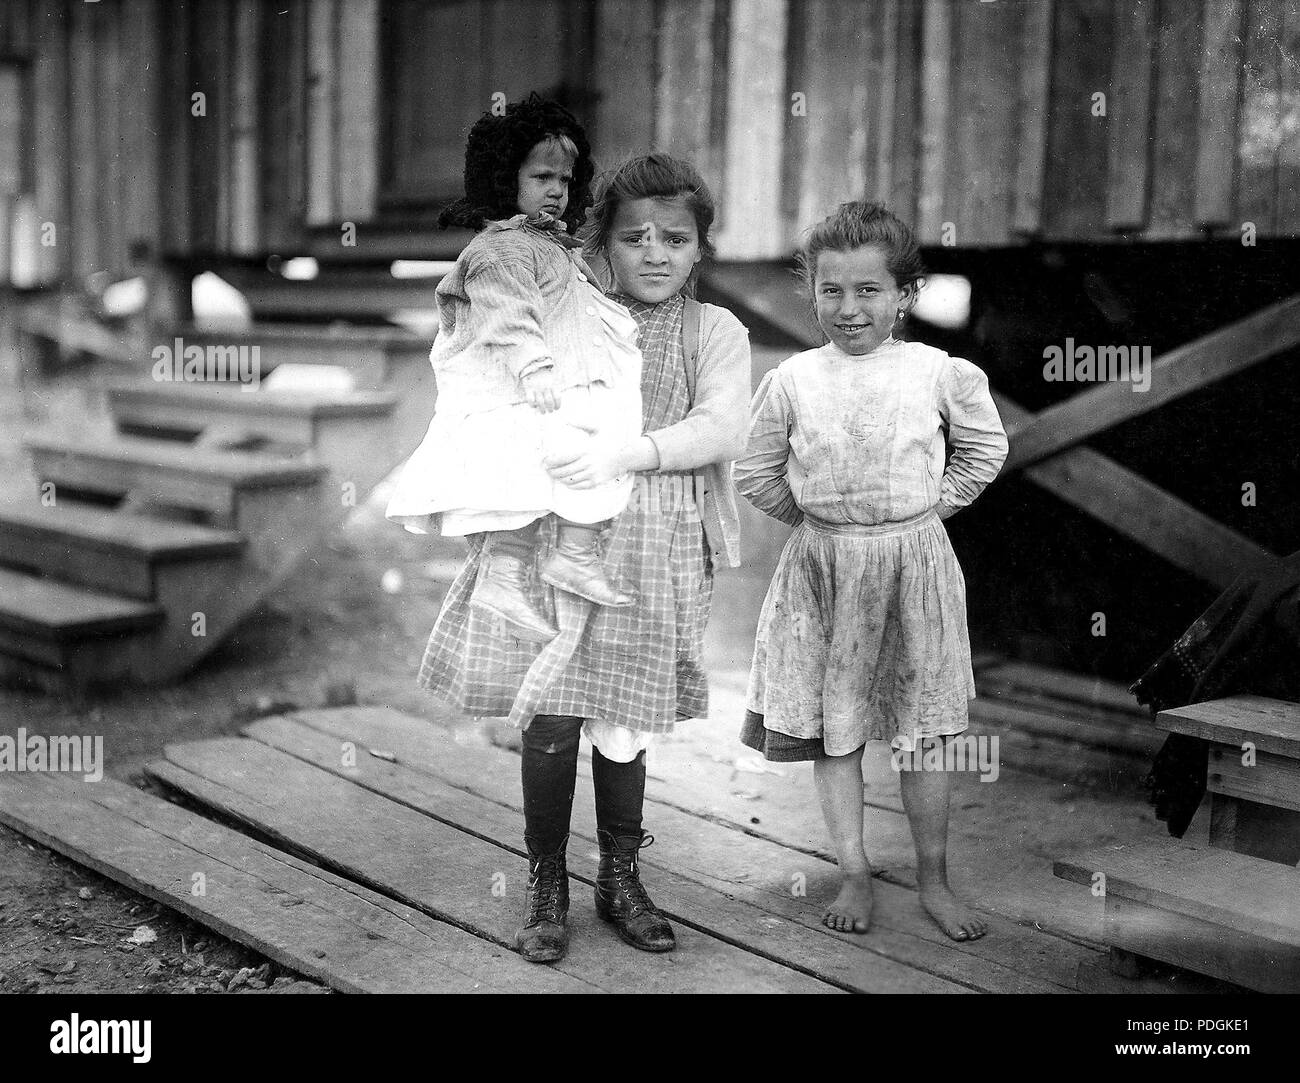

[520,368,561,413]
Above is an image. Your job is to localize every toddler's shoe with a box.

[470,552,558,642]
[539,525,634,608]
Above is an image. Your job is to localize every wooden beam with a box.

[1276,1,1300,234]
[1195,0,1246,228]
[996,393,1273,589]
[715,0,787,259]
[1005,293,1300,472]
[657,0,718,182]
[67,0,97,276]
[887,0,921,224]
[1011,0,1054,236]
[1105,0,1155,231]
[1147,0,1204,238]
[121,0,163,261]
[915,0,951,244]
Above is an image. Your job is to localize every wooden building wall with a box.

[1,0,1298,288]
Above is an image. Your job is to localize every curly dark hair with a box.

[437,93,595,234]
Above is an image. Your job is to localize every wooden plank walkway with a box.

[0,771,592,994]
[1,705,1107,992]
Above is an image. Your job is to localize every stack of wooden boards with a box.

[0,704,1108,994]
[0,288,438,694]
[1055,695,1300,993]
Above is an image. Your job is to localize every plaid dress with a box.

[417,293,713,735]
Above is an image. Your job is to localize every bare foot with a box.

[919,883,987,941]
[822,872,874,934]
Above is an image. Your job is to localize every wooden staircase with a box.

[0,285,439,694]
[1055,695,1300,992]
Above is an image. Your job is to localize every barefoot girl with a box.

[387,95,642,641]
[734,202,1007,942]
[418,152,751,963]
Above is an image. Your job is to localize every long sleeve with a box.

[461,250,554,383]
[733,367,804,526]
[644,305,751,471]
[938,356,1008,512]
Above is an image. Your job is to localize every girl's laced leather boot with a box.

[594,830,676,952]
[515,837,571,963]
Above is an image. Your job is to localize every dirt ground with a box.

[0,367,1171,993]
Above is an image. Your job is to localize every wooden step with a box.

[1157,695,1300,758]
[1055,840,1300,992]
[226,275,442,324]
[0,771,590,994]
[24,433,326,525]
[0,497,244,600]
[107,379,397,446]
[0,565,163,688]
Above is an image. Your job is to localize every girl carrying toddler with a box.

[734,202,1007,942]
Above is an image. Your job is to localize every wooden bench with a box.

[1054,840,1300,993]
[1158,696,1300,865]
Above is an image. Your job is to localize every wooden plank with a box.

[915,0,952,244]
[258,0,306,250]
[1055,839,1300,948]
[1103,893,1300,993]
[1011,0,1055,235]
[656,0,718,181]
[594,0,657,165]
[1207,792,1300,864]
[887,0,921,222]
[228,0,260,253]
[186,0,229,253]
[1238,0,1283,235]
[160,0,191,255]
[275,706,1096,993]
[93,0,124,275]
[120,0,163,260]
[870,0,899,204]
[67,0,96,275]
[1004,293,1300,472]
[240,714,960,994]
[715,0,788,259]
[305,0,336,226]
[794,0,873,233]
[30,0,68,282]
[335,0,378,223]
[995,391,1274,588]
[1195,0,1246,227]
[1210,744,1300,814]
[1041,0,1113,239]
[1146,0,1204,237]
[1157,695,1300,759]
[0,771,589,994]
[1104,0,1155,230]
[948,0,1018,245]
[150,736,841,994]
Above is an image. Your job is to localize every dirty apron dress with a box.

[418,292,713,752]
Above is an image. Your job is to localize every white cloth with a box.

[583,718,655,762]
